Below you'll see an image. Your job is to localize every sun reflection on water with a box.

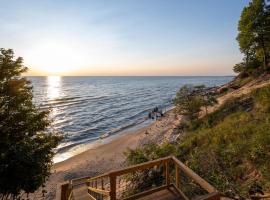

[47,76,62,119]
[47,76,61,100]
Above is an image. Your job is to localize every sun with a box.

[25,42,86,75]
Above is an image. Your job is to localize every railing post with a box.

[68,181,73,200]
[101,179,104,200]
[101,179,104,190]
[86,180,90,196]
[60,182,70,200]
[95,180,97,199]
[165,159,170,187]
[175,165,180,188]
[110,173,117,200]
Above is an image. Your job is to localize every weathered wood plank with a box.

[87,187,110,196]
[165,161,170,187]
[63,156,219,200]
[109,156,171,176]
[110,174,116,200]
[175,165,180,189]
[172,156,216,193]
[87,193,97,200]
[60,182,71,200]
[137,186,181,200]
[87,173,109,182]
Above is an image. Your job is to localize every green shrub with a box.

[125,85,270,198]
[124,143,176,165]
[176,85,270,197]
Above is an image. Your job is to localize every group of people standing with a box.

[148,106,164,120]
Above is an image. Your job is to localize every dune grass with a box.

[125,85,270,198]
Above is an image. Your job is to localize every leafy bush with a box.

[124,143,176,165]
[123,144,176,198]
[125,85,270,198]
[177,85,270,197]
[174,85,217,121]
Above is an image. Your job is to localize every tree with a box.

[174,85,218,120]
[174,85,204,120]
[123,144,176,198]
[236,0,270,74]
[203,95,218,115]
[0,49,61,199]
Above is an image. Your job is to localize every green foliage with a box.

[0,49,61,198]
[123,144,176,197]
[174,85,217,120]
[235,0,270,75]
[124,143,176,165]
[200,96,253,129]
[174,85,201,120]
[178,85,270,198]
[251,84,270,111]
[125,85,270,198]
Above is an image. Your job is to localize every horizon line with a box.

[24,75,235,77]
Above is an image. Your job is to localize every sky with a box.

[0,0,250,76]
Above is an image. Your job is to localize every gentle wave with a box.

[99,117,148,139]
[29,76,233,162]
[40,95,112,109]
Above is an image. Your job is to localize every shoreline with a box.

[53,109,179,172]
[53,119,153,163]
[37,78,270,199]
[53,106,174,164]
[38,109,181,199]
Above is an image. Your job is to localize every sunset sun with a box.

[25,42,86,75]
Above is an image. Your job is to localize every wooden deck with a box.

[58,156,220,200]
[71,176,182,200]
[71,183,181,200]
[72,183,88,200]
[73,185,181,200]
[139,187,181,200]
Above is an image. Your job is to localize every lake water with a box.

[29,76,233,162]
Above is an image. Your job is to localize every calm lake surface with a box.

[29,76,233,162]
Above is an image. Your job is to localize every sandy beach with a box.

[36,110,181,199]
[31,77,270,200]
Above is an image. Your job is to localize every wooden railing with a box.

[59,156,220,200]
[58,180,74,200]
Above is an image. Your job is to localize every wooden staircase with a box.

[57,156,220,200]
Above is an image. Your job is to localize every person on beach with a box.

[148,106,165,120]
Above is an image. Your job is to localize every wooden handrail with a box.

[171,156,217,193]
[61,156,219,200]
[109,156,171,176]
[87,186,110,196]
[87,173,109,182]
